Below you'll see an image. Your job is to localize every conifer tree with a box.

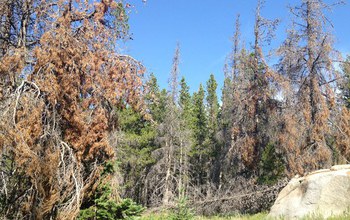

[228,0,278,176]
[161,44,181,206]
[178,76,193,197]
[0,1,145,219]
[277,0,344,174]
[332,56,350,163]
[116,106,157,204]
[205,74,220,182]
[206,74,219,142]
[191,84,208,185]
[179,76,193,122]
[218,15,241,183]
[143,44,192,206]
[145,74,160,114]
[341,56,350,108]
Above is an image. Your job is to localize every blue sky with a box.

[121,0,350,95]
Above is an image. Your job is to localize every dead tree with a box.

[0,1,145,219]
[144,44,191,207]
[225,0,279,177]
[277,0,345,175]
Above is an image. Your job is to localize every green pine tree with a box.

[78,185,144,220]
[191,84,209,185]
[205,74,221,183]
[145,73,167,123]
[220,77,234,142]
[206,74,219,144]
[169,189,194,220]
[78,161,145,220]
[206,74,219,152]
[179,76,193,122]
[258,143,285,185]
[341,56,350,108]
[116,107,157,203]
[192,84,207,147]
[157,88,168,123]
[178,76,194,196]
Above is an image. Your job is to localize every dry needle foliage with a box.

[225,0,350,178]
[334,107,350,162]
[226,0,279,176]
[0,0,144,219]
[275,0,339,175]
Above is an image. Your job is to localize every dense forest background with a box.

[0,0,350,219]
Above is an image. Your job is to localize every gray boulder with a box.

[268,164,350,219]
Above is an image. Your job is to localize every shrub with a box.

[169,191,194,220]
[78,184,145,220]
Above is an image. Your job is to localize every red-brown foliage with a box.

[0,0,144,219]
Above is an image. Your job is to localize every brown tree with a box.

[226,0,279,176]
[0,1,144,219]
[277,0,345,175]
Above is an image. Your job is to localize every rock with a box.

[330,164,350,171]
[268,165,350,219]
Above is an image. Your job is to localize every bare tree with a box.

[219,13,242,185]
[143,44,192,207]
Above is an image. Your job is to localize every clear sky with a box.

[121,0,350,95]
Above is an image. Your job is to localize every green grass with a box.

[139,212,269,220]
[195,213,268,220]
[139,211,350,220]
[301,212,350,220]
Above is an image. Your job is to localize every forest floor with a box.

[139,212,268,220]
[139,212,350,220]
[194,213,268,220]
